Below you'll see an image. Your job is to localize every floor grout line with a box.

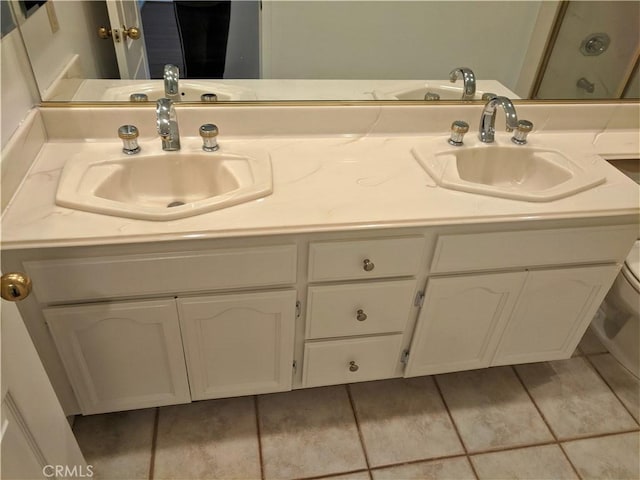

[583,353,640,428]
[432,375,479,480]
[511,365,583,480]
[254,395,266,480]
[148,407,160,480]
[345,384,373,474]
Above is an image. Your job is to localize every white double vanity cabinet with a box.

[2,102,638,416]
[4,222,636,415]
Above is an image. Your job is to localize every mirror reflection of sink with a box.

[372,80,520,101]
[56,151,272,220]
[412,142,606,201]
[100,81,258,101]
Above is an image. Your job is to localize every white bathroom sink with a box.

[373,83,487,100]
[56,151,272,220]
[100,81,257,101]
[372,80,520,101]
[412,142,606,201]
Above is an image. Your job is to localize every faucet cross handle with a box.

[449,67,476,100]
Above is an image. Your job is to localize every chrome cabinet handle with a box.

[363,259,375,271]
[356,309,367,321]
[349,361,359,372]
[1,273,32,301]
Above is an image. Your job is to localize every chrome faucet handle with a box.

[199,124,219,152]
[118,125,140,154]
[511,120,533,145]
[163,64,180,101]
[448,120,469,146]
[449,67,476,100]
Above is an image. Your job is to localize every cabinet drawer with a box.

[430,225,638,274]
[308,237,425,282]
[305,279,416,339]
[302,334,404,387]
[25,245,297,303]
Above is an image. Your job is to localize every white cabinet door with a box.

[44,299,191,415]
[493,264,620,366]
[405,272,526,377]
[178,290,296,400]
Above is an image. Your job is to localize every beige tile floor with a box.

[73,327,639,480]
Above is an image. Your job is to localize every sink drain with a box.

[167,201,185,208]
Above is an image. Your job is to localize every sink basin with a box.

[412,142,606,201]
[372,80,520,101]
[374,83,488,100]
[56,151,272,220]
[101,81,257,101]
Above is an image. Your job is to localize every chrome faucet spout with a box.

[449,67,476,100]
[156,98,181,151]
[163,64,180,101]
[478,96,519,143]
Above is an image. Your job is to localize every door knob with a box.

[1,273,32,302]
[98,26,140,41]
[122,26,141,40]
[97,26,112,39]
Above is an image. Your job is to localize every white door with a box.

[106,0,150,79]
[1,274,86,480]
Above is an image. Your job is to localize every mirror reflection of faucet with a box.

[449,67,476,100]
[164,64,180,101]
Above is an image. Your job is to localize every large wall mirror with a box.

[9,0,640,103]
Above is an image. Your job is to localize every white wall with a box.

[0,28,39,150]
[19,0,118,97]
[260,1,543,90]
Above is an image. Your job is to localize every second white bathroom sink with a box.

[412,140,606,201]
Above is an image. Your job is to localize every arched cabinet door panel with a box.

[178,290,297,401]
[405,271,526,377]
[492,264,620,366]
[44,299,191,415]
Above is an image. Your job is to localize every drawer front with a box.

[308,237,425,282]
[302,334,404,388]
[430,225,638,274]
[26,245,297,304]
[305,279,416,339]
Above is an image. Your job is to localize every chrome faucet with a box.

[156,98,180,151]
[163,64,180,101]
[449,67,476,100]
[478,96,519,143]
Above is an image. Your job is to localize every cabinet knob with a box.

[1,272,32,302]
[356,309,368,321]
[363,259,375,271]
[349,361,359,372]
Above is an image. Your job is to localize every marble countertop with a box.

[2,127,639,250]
